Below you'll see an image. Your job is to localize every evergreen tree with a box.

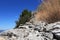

[15,9,31,28]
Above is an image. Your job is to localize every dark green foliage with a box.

[15,9,31,28]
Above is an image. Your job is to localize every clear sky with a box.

[0,0,42,30]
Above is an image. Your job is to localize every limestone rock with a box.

[1,21,60,40]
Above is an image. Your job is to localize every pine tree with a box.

[15,9,31,28]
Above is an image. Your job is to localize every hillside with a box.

[0,0,60,40]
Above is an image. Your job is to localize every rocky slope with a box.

[0,21,60,40]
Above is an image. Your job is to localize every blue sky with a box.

[0,0,42,30]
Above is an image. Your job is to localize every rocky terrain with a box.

[0,0,60,40]
[0,21,60,40]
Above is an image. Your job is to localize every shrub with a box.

[35,0,60,23]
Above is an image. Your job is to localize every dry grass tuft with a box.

[35,0,60,23]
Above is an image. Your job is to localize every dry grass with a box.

[35,0,60,23]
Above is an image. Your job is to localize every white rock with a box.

[1,21,60,40]
[0,28,53,40]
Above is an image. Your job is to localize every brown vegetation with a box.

[35,0,60,23]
